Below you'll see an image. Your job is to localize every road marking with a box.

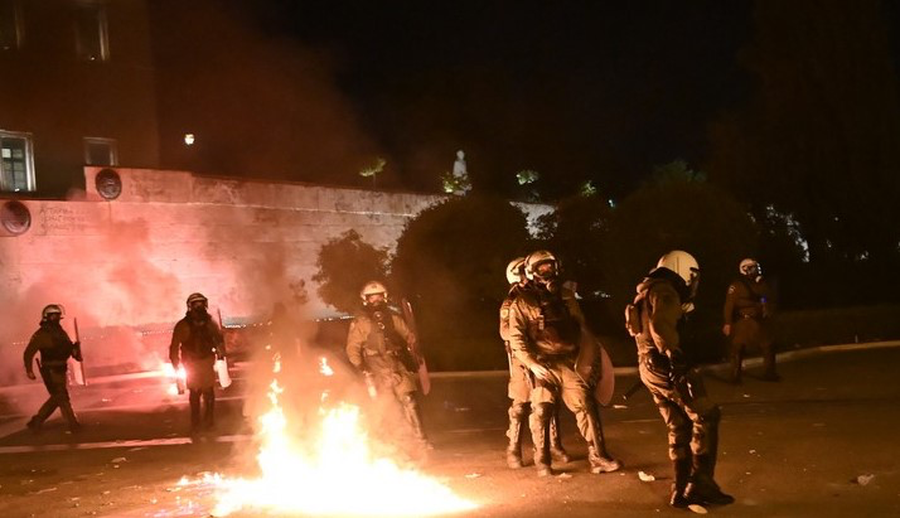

[0,434,252,455]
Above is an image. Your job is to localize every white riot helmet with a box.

[657,250,700,287]
[360,281,388,304]
[524,250,559,281]
[186,292,208,309]
[506,256,526,285]
[41,304,65,320]
[739,258,760,277]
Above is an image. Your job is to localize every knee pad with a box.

[532,402,554,420]
[509,402,529,419]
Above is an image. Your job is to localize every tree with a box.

[536,192,613,301]
[601,172,758,361]
[391,195,533,370]
[313,230,390,314]
[707,0,900,275]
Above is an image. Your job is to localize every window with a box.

[84,137,118,166]
[0,0,23,51]
[75,2,108,62]
[0,131,36,192]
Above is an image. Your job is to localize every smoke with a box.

[152,1,383,186]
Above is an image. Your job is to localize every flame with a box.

[319,356,334,377]
[161,361,187,396]
[205,357,476,517]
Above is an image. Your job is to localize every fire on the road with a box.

[195,356,476,517]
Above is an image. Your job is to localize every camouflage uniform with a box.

[500,285,568,468]
[23,321,82,432]
[632,269,728,506]
[724,276,776,382]
[170,313,225,431]
[346,305,428,446]
[508,282,619,475]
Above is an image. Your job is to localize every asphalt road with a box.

[1,346,899,517]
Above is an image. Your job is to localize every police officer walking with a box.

[628,251,733,507]
[346,281,431,449]
[23,304,83,433]
[169,293,225,434]
[508,250,621,477]
[500,257,569,469]
[723,258,778,383]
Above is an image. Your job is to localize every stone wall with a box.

[1,167,551,332]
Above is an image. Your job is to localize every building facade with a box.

[0,0,158,197]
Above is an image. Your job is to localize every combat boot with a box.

[548,411,571,464]
[588,445,622,473]
[669,457,692,508]
[684,454,734,506]
[505,403,527,469]
[529,403,554,477]
[58,397,81,433]
[25,417,42,434]
[584,402,622,474]
[729,356,742,384]
[401,395,434,450]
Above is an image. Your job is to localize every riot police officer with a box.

[508,250,621,477]
[346,281,431,449]
[629,251,733,507]
[169,293,226,434]
[723,258,778,383]
[500,257,569,469]
[23,304,83,433]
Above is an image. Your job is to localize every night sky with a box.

[246,1,753,197]
[154,1,900,201]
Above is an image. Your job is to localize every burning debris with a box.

[174,355,475,517]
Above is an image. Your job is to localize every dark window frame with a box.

[0,0,24,51]
[83,136,118,166]
[0,130,36,193]
[74,1,109,62]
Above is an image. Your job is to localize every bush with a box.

[391,194,533,370]
[313,230,390,314]
[600,176,759,362]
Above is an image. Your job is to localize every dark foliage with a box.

[391,195,533,370]
[313,230,390,315]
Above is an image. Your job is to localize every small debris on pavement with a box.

[749,449,757,455]
[111,457,127,463]
[638,471,656,482]
[688,503,708,514]
[464,473,481,479]
[34,487,58,494]
[855,474,875,486]
[556,473,573,480]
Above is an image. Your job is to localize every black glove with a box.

[72,341,84,362]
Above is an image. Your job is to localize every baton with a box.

[621,380,644,401]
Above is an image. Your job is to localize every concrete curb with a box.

[429,339,900,378]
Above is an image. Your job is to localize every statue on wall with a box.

[442,150,472,195]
